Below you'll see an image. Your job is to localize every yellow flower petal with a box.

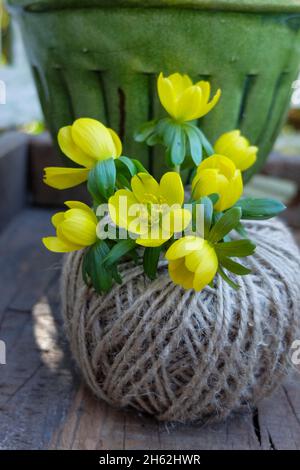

[131,173,160,203]
[157,73,221,121]
[157,73,177,118]
[159,172,184,206]
[193,248,218,291]
[165,236,204,260]
[168,258,195,289]
[108,128,122,157]
[185,240,214,273]
[214,130,257,171]
[192,169,228,209]
[58,126,95,168]
[175,85,203,121]
[193,153,243,211]
[71,118,117,160]
[51,212,65,228]
[108,189,140,232]
[64,201,98,224]
[200,88,221,118]
[197,154,236,179]
[42,236,83,253]
[237,147,257,171]
[220,170,243,211]
[214,130,241,156]
[167,208,191,234]
[59,213,97,246]
[169,72,193,94]
[168,258,183,272]
[43,167,89,189]
[197,80,210,104]
[136,237,166,247]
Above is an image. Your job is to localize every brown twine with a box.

[61,219,300,423]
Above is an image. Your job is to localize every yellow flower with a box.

[214,130,258,171]
[157,72,221,122]
[192,155,243,212]
[42,201,98,252]
[108,172,191,247]
[44,118,122,189]
[165,236,218,291]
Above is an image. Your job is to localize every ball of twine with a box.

[62,219,300,423]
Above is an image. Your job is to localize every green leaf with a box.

[215,239,256,257]
[82,250,90,285]
[166,124,186,166]
[218,266,240,290]
[131,159,149,174]
[147,133,162,146]
[116,173,131,189]
[184,124,202,165]
[208,207,242,243]
[128,248,139,265]
[190,202,199,232]
[197,128,215,156]
[103,239,136,267]
[87,158,116,201]
[134,120,157,142]
[208,193,219,205]
[115,156,137,178]
[156,117,172,136]
[193,196,213,238]
[235,221,248,238]
[143,246,162,280]
[202,196,213,238]
[115,157,149,189]
[218,256,251,275]
[83,240,113,294]
[235,197,286,220]
[110,264,123,285]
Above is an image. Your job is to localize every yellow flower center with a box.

[140,194,170,229]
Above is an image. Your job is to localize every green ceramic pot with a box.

[8,0,300,179]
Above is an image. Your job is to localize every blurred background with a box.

[1,0,300,235]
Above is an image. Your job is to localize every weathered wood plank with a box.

[51,386,162,450]
[0,298,76,450]
[257,374,300,450]
[0,208,61,320]
[0,132,28,233]
[51,386,128,450]
[50,376,277,451]
[157,413,261,450]
[0,208,75,449]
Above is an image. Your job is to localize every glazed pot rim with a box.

[7,0,300,15]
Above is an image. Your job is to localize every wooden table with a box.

[0,208,300,450]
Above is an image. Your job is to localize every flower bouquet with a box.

[43,73,284,294]
[41,73,300,423]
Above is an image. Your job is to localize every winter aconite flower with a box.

[44,118,122,189]
[192,155,243,212]
[165,236,218,291]
[157,72,221,122]
[214,130,258,171]
[108,172,191,247]
[43,201,98,252]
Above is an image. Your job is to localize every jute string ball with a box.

[62,219,300,423]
